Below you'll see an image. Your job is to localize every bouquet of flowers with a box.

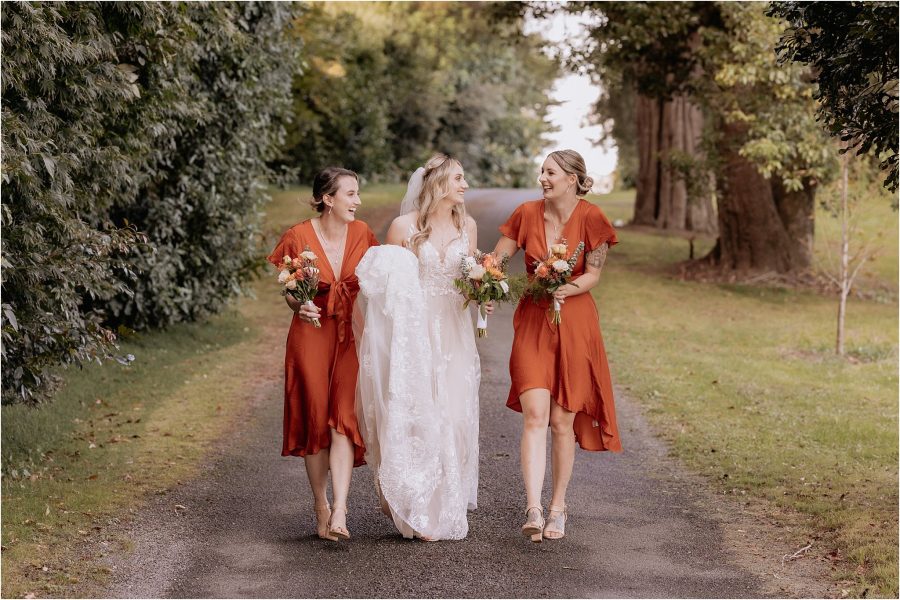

[278,247,321,328]
[528,240,585,325]
[454,251,511,337]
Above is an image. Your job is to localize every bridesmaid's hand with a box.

[297,300,322,323]
[481,300,495,315]
[552,284,577,304]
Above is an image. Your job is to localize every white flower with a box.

[499,280,509,294]
[469,265,486,281]
[463,256,477,270]
[285,279,297,290]
[552,259,569,273]
[278,270,290,283]
[300,250,317,261]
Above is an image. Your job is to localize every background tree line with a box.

[279,1,559,186]
[1,1,559,405]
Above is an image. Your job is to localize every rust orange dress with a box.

[267,219,379,466]
[499,199,622,452]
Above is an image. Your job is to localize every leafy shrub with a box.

[1,2,301,404]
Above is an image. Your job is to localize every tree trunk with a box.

[771,177,815,268]
[634,94,659,225]
[703,121,813,273]
[632,91,717,233]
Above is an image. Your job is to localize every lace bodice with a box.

[408,225,469,297]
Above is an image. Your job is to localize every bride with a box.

[353,153,486,540]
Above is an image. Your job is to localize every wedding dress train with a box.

[353,232,480,540]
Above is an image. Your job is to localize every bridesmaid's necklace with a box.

[313,218,346,274]
[546,201,578,244]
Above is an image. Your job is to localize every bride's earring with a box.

[328,204,333,215]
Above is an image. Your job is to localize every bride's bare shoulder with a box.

[386,212,417,246]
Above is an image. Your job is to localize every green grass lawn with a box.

[596,188,898,597]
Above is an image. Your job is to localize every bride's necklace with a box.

[313,219,346,274]
[428,224,461,261]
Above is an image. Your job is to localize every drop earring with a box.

[328,204,333,215]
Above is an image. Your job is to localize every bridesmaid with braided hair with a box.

[493,149,621,542]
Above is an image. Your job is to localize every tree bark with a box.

[632,91,717,233]
[704,121,812,273]
[634,94,659,225]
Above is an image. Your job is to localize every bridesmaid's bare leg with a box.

[328,428,354,535]
[304,451,330,506]
[548,402,576,507]
[546,402,576,539]
[519,389,551,509]
[304,451,336,539]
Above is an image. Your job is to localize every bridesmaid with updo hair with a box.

[268,166,378,542]
[493,149,621,542]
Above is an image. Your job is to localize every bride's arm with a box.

[466,216,479,255]
[385,214,413,247]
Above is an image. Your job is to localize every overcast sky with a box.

[526,10,618,186]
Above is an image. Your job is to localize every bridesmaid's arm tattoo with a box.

[586,243,608,270]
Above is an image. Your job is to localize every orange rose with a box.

[482,254,496,269]
[536,264,549,278]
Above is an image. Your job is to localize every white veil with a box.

[398,167,425,216]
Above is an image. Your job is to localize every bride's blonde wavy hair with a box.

[408,153,466,255]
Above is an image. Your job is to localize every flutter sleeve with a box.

[267,227,299,267]
[585,204,619,251]
[498,203,528,249]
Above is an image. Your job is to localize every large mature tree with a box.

[769,1,898,192]
[571,2,835,272]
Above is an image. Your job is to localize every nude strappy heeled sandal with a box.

[328,506,351,541]
[543,505,568,540]
[522,506,545,543]
[315,503,338,541]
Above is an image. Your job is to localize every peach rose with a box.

[550,243,567,258]
[300,250,317,261]
[285,279,297,290]
[536,264,549,278]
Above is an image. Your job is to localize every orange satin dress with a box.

[499,199,622,452]
[267,219,379,466]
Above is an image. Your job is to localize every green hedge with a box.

[1,2,300,404]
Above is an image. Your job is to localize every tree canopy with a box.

[281,2,560,186]
[768,1,899,192]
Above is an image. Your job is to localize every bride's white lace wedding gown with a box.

[353,227,480,540]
